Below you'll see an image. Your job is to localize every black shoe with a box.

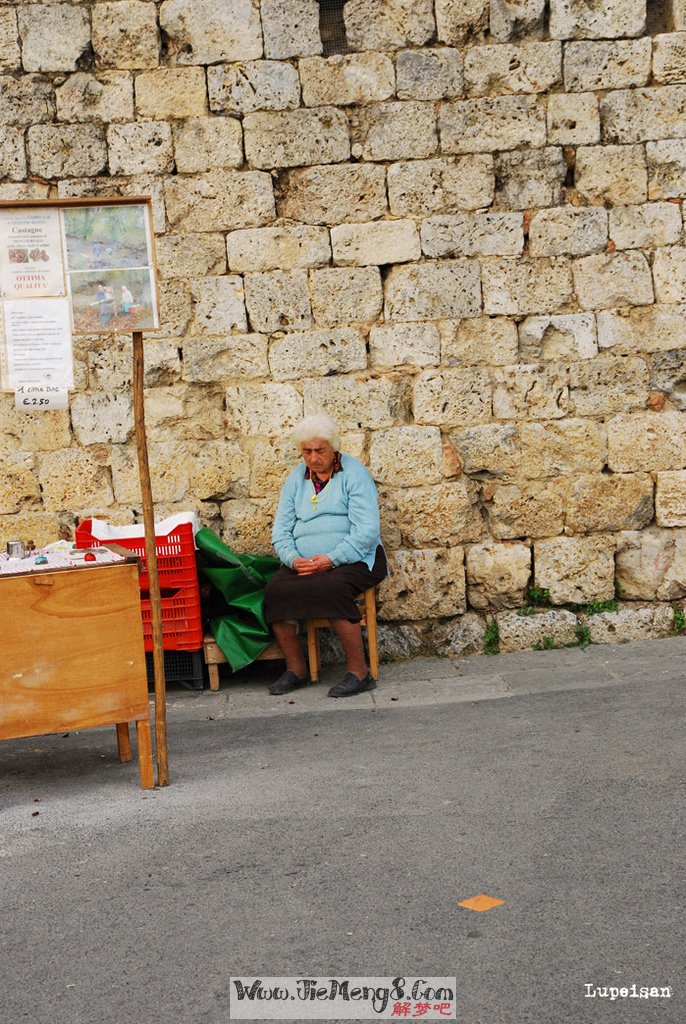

[268,670,309,695]
[328,672,377,698]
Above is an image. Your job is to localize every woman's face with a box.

[300,438,335,477]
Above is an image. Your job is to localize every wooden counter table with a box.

[0,553,154,788]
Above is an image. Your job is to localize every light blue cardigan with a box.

[272,454,382,570]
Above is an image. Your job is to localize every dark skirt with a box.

[264,546,387,623]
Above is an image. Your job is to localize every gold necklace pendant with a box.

[310,490,318,509]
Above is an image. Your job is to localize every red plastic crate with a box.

[139,584,204,653]
[75,519,203,652]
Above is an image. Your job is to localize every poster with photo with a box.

[61,203,159,334]
[0,208,66,298]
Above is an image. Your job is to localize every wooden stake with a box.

[132,330,169,786]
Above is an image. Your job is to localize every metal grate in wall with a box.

[318,0,351,56]
[646,0,671,33]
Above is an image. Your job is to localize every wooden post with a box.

[132,330,169,786]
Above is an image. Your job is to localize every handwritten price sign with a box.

[14,383,68,412]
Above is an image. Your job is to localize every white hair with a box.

[292,413,341,450]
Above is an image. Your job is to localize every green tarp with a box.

[196,528,280,672]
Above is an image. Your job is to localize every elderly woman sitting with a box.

[264,413,387,697]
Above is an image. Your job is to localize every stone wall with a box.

[2,0,686,657]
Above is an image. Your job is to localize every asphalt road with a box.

[1,642,684,1024]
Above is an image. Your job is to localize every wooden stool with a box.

[306,587,379,683]
[203,635,283,691]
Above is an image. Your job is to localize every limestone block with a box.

[493,364,571,420]
[570,356,649,416]
[529,208,607,258]
[244,108,350,168]
[567,472,654,533]
[433,611,486,656]
[485,480,568,539]
[385,260,482,321]
[609,203,682,251]
[55,72,134,124]
[607,412,686,472]
[135,67,207,118]
[482,258,573,316]
[575,145,647,206]
[244,270,312,332]
[0,9,20,70]
[351,102,437,162]
[0,396,71,452]
[189,275,247,334]
[225,383,302,437]
[435,0,490,42]
[616,527,686,599]
[464,42,561,96]
[39,450,114,510]
[71,394,134,446]
[27,126,107,179]
[303,377,410,431]
[497,609,578,652]
[450,423,521,478]
[92,2,160,70]
[0,75,55,125]
[439,95,546,154]
[466,540,531,609]
[653,247,686,303]
[388,155,495,215]
[379,548,466,620]
[181,334,268,382]
[549,0,645,39]
[656,470,686,525]
[207,60,300,114]
[0,453,40,515]
[331,220,420,266]
[164,171,275,232]
[597,305,686,355]
[601,86,686,145]
[0,511,62,549]
[0,183,50,203]
[345,0,436,49]
[653,33,686,84]
[520,419,606,478]
[160,0,263,63]
[519,314,598,362]
[534,534,615,605]
[172,118,243,173]
[0,129,26,181]
[547,92,600,145]
[583,605,675,644]
[370,427,444,486]
[226,226,329,273]
[369,323,441,369]
[300,53,394,106]
[563,39,651,92]
[675,1,686,31]
[489,0,547,41]
[221,497,278,554]
[268,328,367,381]
[155,233,227,279]
[413,368,492,427]
[141,385,225,441]
[89,338,181,389]
[651,349,686,410]
[647,140,686,199]
[158,279,192,336]
[248,438,302,498]
[310,267,383,327]
[441,317,518,366]
[261,0,321,59]
[493,147,566,209]
[573,253,654,311]
[107,122,173,175]
[396,48,464,100]
[421,213,524,258]
[278,163,387,225]
[18,4,90,72]
[392,481,484,547]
